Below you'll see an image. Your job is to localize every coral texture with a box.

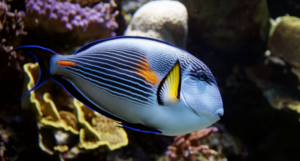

[0,1,27,67]
[269,15,300,79]
[166,127,219,161]
[166,125,245,161]
[22,62,128,159]
[246,15,300,120]
[20,0,118,42]
[179,0,270,52]
[124,1,188,48]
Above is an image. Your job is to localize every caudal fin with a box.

[13,46,58,99]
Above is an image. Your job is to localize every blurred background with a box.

[1,0,300,160]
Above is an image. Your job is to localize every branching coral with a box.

[0,1,27,68]
[20,0,118,43]
[166,127,219,161]
[23,62,128,159]
[166,125,245,161]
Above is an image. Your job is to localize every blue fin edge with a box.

[13,46,58,100]
[53,76,161,134]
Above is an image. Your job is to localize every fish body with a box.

[15,36,223,136]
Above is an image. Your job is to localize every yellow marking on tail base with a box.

[135,56,161,87]
[57,60,77,67]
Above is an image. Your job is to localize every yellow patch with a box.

[135,56,160,87]
[157,60,181,105]
[57,60,77,67]
[166,62,180,100]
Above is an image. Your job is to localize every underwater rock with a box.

[124,1,188,49]
[179,0,270,53]
[268,15,300,82]
[121,0,150,23]
[23,62,128,159]
[20,0,118,43]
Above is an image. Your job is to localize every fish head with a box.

[181,65,223,123]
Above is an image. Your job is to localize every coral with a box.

[66,0,116,8]
[0,1,27,48]
[268,15,300,82]
[0,1,27,68]
[246,15,300,118]
[23,62,128,159]
[165,125,245,161]
[121,0,150,23]
[20,0,118,43]
[124,1,188,48]
[74,100,128,150]
[166,127,219,161]
[179,0,270,52]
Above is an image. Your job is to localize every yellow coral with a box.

[23,63,79,135]
[23,62,128,156]
[287,101,300,121]
[74,100,128,150]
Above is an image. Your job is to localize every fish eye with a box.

[197,72,207,81]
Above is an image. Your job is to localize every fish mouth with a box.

[214,108,224,119]
[181,92,200,117]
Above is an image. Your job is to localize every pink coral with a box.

[166,127,219,161]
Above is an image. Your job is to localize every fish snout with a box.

[214,108,224,118]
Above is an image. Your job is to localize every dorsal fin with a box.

[73,36,179,55]
[157,60,181,105]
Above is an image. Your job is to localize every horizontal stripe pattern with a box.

[65,49,154,105]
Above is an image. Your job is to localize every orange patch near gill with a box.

[135,56,161,87]
[57,60,77,67]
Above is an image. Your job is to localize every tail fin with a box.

[13,46,58,99]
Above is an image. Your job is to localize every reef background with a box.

[1,0,300,161]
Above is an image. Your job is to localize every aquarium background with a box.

[1,0,300,161]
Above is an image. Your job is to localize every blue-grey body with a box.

[15,36,223,136]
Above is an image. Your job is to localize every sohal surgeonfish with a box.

[15,36,224,136]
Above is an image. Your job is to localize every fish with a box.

[14,36,224,136]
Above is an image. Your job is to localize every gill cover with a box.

[181,72,223,117]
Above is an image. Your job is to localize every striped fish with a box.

[15,36,224,136]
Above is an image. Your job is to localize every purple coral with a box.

[20,0,118,42]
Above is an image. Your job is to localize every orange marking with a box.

[135,56,161,87]
[57,60,77,66]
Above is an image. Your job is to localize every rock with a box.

[124,1,188,49]
[180,0,270,53]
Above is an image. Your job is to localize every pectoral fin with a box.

[157,60,181,105]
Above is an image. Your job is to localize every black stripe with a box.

[66,67,150,104]
[72,60,152,92]
[73,55,140,71]
[78,50,147,67]
[75,63,152,95]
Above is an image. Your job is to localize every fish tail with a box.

[13,45,58,99]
